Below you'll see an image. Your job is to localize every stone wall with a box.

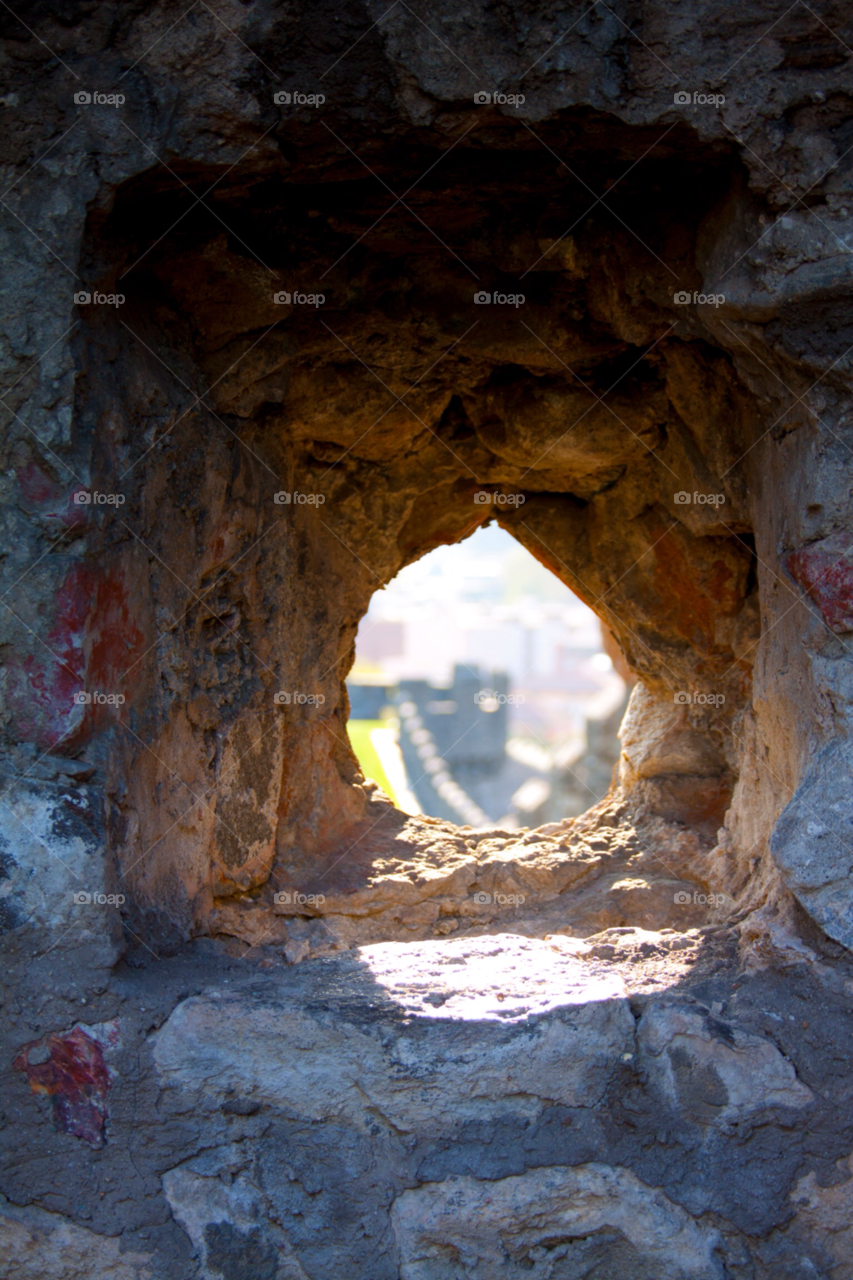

[2,2,853,1276]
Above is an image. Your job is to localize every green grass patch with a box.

[347,719,397,803]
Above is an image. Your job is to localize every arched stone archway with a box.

[47,121,767,952]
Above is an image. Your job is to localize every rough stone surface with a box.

[153,936,635,1130]
[207,789,727,959]
[771,742,853,949]
[2,926,853,1277]
[0,1194,154,1280]
[4,0,853,1275]
[391,1164,726,1279]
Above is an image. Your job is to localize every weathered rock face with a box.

[6,931,853,1278]
[3,1,853,1276]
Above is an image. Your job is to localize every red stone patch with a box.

[6,560,147,748]
[13,1024,116,1147]
[788,533,853,632]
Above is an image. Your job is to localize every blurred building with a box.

[347,523,631,827]
[395,666,508,825]
[354,525,623,752]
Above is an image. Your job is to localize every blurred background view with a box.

[347,523,633,829]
